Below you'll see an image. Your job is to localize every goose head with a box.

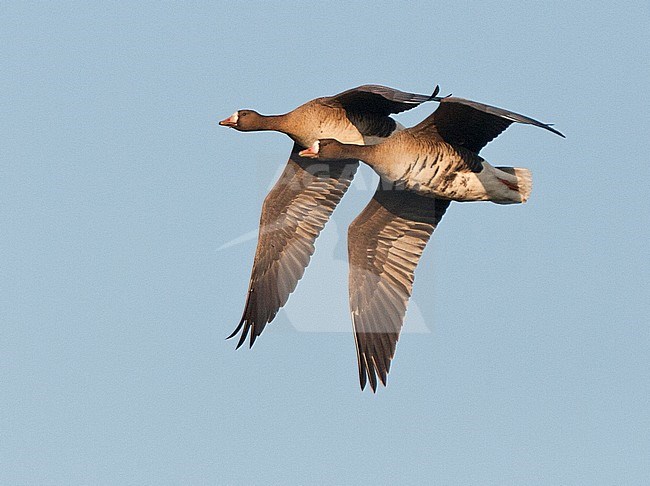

[298,139,353,160]
[219,110,266,131]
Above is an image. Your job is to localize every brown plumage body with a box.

[304,131,532,204]
[363,133,485,198]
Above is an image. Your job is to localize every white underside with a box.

[462,163,532,204]
[404,162,532,204]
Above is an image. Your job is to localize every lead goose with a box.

[220,85,438,348]
[300,96,564,391]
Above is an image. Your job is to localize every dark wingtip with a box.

[368,368,378,392]
[359,365,367,391]
[226,320,244,340]
[545,124,566,138]
[235,335,246,350]
[430,85,440,99]
[234,322,249,349]
[378,371,387,388]
[249,330,258,348]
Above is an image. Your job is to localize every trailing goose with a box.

[220,85,438,348]
[299,95,564,391]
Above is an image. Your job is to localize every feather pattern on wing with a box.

[229,145,358,347]
[348,182,450,391]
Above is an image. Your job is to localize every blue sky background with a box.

[2,2,649,484]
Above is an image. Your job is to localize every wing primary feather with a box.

[235,322,250,349]
[366,351,378,392]
[226,317,245,341]
[352,316,368,391]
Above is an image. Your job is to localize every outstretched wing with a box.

[327,84,439,115]
[414,96,565,153]
[348,183,450,391]
[229,144,358,348]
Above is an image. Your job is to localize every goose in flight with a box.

[220,85,439,349]
[299,95,564,391]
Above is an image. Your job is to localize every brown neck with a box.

[255,113,291,132]
[341,143,377,165]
